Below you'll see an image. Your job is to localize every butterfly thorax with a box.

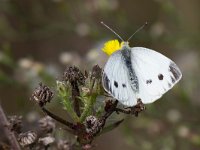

[120,43,139,92]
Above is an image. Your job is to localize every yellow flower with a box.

[102,39,123,56]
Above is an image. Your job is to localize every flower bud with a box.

[85,115,99,134]
[18,131,37,147]
[63,66,85,85]
[30,83,53,107]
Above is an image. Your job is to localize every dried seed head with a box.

[38,135,55,146]
[18,131,37,147]
[91,65,102,79]
[39,116,56,133]
[85,115,99,134]
[63,66,85,85]
[30,83,54,107]
[8,115,22,133]
[57,140,71,150]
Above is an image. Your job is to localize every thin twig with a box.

[114,108,132,114]
[92,99,145,136]
[99,100,118,129]
[92,100,118,136]
[102,100,118,119]
[41,107,76,130]
[0,103,21,150]
[79,78,97,122]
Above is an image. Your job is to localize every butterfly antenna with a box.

[127,21,148,41]
[101,21,124,41]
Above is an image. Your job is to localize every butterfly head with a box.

[101,21,148,56]
[102,39,130,56]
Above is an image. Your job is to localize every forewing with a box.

[102,51,137,106]
[131,47,182,104]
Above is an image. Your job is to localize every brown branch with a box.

[114,108,131,114]
[102,100,119,120]
[90,100,118,137]
[0,103,21,150]
[63,66,83,117]
[99,100,118,129]
[41,107,76,130]
[92,99,145,137]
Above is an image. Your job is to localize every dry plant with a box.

[0,65,145,150]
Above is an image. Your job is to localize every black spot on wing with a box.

[122,84,126,88]
[169,62,181,80]
[158,74,164,80]
[146,79,152,84]
[114,81,118,88]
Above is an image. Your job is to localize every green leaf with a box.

[57,80,80,122]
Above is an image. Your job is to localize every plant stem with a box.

[114,108,131,114]
[80,78,97,122]
[62,95,80,122]
[0,103,21,150]
[102,100,118,119]
[71,81,81,117]
[42,107,76,130]
[91,100,119,136]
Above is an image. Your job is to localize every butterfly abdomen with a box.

[121,46,139,92]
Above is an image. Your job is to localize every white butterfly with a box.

[101,22,182,106]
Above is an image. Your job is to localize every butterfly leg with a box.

[115,99,146,116]
[129,99,146,117]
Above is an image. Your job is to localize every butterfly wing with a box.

[102,51,138,106]
[131,47,182,104]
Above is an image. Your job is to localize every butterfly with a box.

[101,22,182,106]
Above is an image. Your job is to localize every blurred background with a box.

[0,0,200,149]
